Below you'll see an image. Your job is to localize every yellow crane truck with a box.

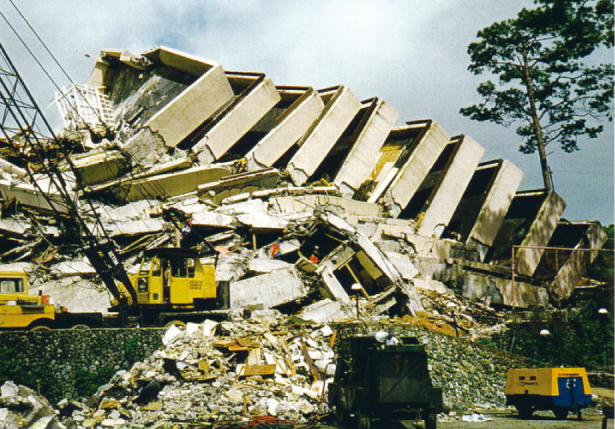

[505,367,593,420]
[0,247,224,330]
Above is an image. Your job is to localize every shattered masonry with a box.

[0,45,607,321]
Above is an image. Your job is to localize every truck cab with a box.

[0,271,55,330]
[112,247,218,324]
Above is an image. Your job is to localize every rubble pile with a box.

[0,381,64,429]
[61,315,336,428]
[0,46,607,322]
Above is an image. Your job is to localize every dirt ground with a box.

[431,409,607,429]
[305,408,608,429]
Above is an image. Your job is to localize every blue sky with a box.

[2,0,613,223]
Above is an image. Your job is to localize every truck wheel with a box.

[164,320,186,329]
[425,413,437,429]
[70,324,91,330]
[28,320,53,332]
[553,406,569,419]
[516,404,533,419]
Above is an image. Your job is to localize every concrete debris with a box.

[62,316,336,426]
[0,47,605,321]
[0,381,65,429]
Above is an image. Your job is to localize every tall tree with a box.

[461,0,614,190]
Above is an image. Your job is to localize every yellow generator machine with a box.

[505,368,593,420]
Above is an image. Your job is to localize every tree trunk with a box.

[522,51,553,191]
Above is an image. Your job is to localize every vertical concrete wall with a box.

[381,121,450,216]
[469,160,523,247]
[287,86,361,185]
[416,136,485,238]
[194,75,281,164]
[245,88,324,170]
[515,191,566,276]
[333,99,398,196]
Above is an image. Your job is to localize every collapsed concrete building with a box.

[0,46,608,326]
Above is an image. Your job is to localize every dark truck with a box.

[329,334,443,429]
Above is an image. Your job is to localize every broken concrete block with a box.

[230,266,307,309]
[298,299,353,324]
[69,150,128,187]
[287,86,362,185]
[191,211,236,229]
[0,179,74,214]
[248,258,292,275]
[103,218,165,237]
[385,251,419,281]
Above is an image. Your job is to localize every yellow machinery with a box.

[0,271,55,330]
[0,247,220,330]
[112,247,221,326]
[505,368,593,419]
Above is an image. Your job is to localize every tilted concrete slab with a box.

[245,87,324,170]
[375,120,450,215]
[229,266,307,309]
[112,165,231,202]
[488,190,566,276]
[0,158,26,177]
[415,135,485,238]
[444,159,522,254]
[194,73,281,164]
[467,160,523,248]
[268,194,382,219]
[333,98,398,196]
[198,169,281,205]
[287,86,361,185]
[69,150,128,186]
[0,179,71,214]
[143,47,234,148]
[536,221,607,300]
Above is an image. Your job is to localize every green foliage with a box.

[480,306,614,373]
[588,224,614,283]
[73,365,116,399]
[461,0,613,187]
